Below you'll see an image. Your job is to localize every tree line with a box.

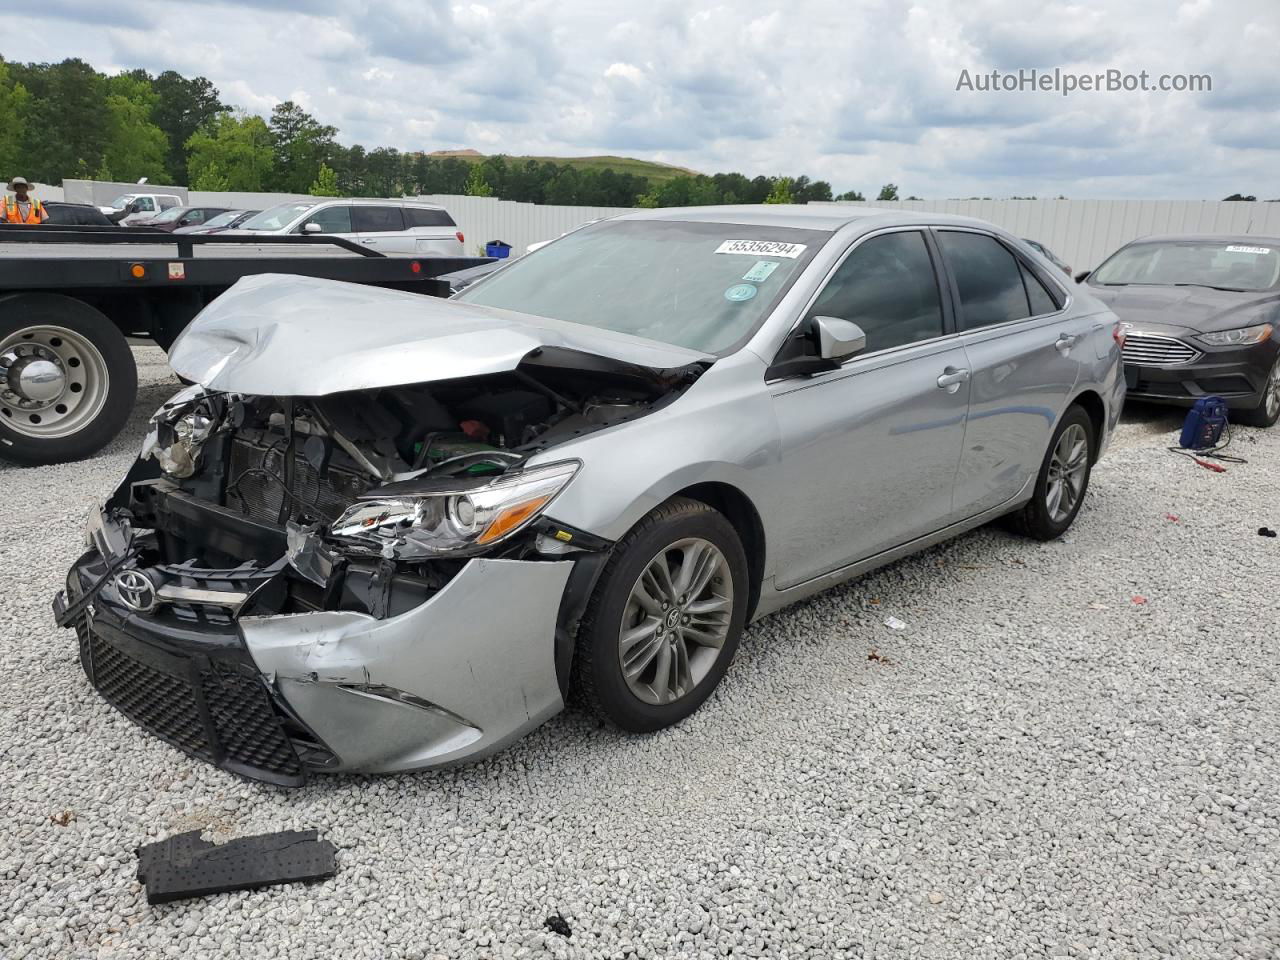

[0,57,907,207]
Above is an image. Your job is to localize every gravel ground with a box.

[1,346,1277,960]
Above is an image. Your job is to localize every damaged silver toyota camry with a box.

[55,206,1125,785]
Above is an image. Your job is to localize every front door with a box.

[768,230,970,589]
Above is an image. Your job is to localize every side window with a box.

[183,210,206,224]
[135,197,155,212]
[352,206,406,232]
[937,231,1031,329]
[301,205,353,234]
[404,207,456,228]
[1020,261,1060,315]
[159,197,178,210]
[807,231,945,354]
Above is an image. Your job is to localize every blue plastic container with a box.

[485,241,512,259]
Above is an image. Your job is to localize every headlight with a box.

[330,460,580,558]
[140,384,219,478]
[1196,323,1273,347]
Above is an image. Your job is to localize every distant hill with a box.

[426,150,700,185]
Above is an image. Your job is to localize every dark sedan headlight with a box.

[1196,323,1273,347]
[330,460,580,558]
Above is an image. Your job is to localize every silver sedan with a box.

[57,205,1125,783]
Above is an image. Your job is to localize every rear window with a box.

[404,207,456,228]
[938,231,1032,329]
[352,206,406,232]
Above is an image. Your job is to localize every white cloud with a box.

[13,0,1280,199]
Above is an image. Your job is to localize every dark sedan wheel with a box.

[1236,355,1280,428]
[1009,404,1095,541]
[574,496,749,732]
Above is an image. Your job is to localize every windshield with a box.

[242,201,316,231]
[109,194,136,208]
[148,207,185,224]
[201,210,242,229]
[456,219,827,353]
[1092,240,1280,291]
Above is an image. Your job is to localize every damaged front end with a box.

[56,344,703,784]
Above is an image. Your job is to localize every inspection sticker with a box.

[167,262,185,280]
[715,239,806,258]
[1225,245,1271,255]
[742,260,780,283]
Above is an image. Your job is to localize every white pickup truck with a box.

[98,192,185,226]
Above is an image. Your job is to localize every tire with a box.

[1234,354,1280,428]
[1008,404,1095,541]
[574,496,750,733]
[0,294,137,466]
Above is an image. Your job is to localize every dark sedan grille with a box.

[227,436,367,524]
[84,626,303,784]
[1122,334,1201,366]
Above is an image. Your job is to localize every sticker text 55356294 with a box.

[714,239,807,259]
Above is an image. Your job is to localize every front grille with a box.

[1122,334,1201,366]
[84,626,304,784]
[226,436,368,524]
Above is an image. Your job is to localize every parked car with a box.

[172,209,260,235]
[1083,234,1280,426]
[130,205,231,233]
[56,206,1124,784]
[228,198,465,256]
[100,193,183,225]
[42,202,113,226]
[1022,238,1072,276]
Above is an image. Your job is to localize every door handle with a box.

[359,238,375,245]
[936,367,971,393]
[1055,333,1078,352]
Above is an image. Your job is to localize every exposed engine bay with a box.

[114,347,703,623]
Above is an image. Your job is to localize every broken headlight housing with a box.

[140,384,219,479]
[329,460,580,558]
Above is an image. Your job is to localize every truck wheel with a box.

[0,294,137,466]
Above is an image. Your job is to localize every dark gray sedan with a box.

[1084,235,1280,426]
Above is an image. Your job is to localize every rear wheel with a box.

[574,496,749,732]
[1235,355,1280,428]
[0,295,136,466]
[1008,404,1095,541]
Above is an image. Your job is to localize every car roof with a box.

[613,203,1002,232]
[309,197,448,210]
[1124,233,1280,246]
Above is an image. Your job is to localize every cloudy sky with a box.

[13,0,1280,199]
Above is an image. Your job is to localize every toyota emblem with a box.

[113,569,158,613]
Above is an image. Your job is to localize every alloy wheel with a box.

[1265,357,1280,421]
[618,537,734,705]
[0,324,110,439]
[1045,422,1089,523]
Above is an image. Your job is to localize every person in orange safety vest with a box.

[2,177,48,224]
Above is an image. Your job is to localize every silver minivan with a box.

[59,205,1125,784]
[232,197,465,256]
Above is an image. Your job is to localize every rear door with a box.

[403,206,464,255]
[352,205,408,254]
[934,229,1083,515]
[767,228,971,587]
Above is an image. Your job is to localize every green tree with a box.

[186,111,274,191]
[309,162,339,196]
[100,73,169,183]
[151,71,226,185]
[268,101,337,193]
[464,163,493,197]
[10,58,110,182]
[764,177,794,204]
[0,61,32,177]
[835,189,865,201]
[876,183,899,201]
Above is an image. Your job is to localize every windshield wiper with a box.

[1171,282,1250,292]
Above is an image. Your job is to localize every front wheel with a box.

[0,294,137,466]
[1008,404,1095,541]
[1235,354,1280,428]
[574,496,750,733]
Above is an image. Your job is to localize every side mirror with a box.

[1074,270,1091,283]
[813,316,867,361]
[303,222,323,234]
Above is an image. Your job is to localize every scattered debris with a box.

[1165,514,1181,523]
[1259,527,1277,538]
[1087,602,1110,611]
[1131,596,1148,605]
[136,829,337,905]
[867,648,894,665]
[928,891,945,905]
[883,616,907,631]
[50,810,75,827]
[544,912,572,938]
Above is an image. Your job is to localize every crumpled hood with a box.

[168,274,713,395]
[1086,283,1280,334]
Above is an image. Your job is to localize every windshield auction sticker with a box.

[1225,245,1271,255]
[742,260,780,282]
[715,239,806,258]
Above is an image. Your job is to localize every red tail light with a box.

[456,231,465,245]
[410,260,422,274]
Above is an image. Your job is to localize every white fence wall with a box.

[416,194,630,257]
